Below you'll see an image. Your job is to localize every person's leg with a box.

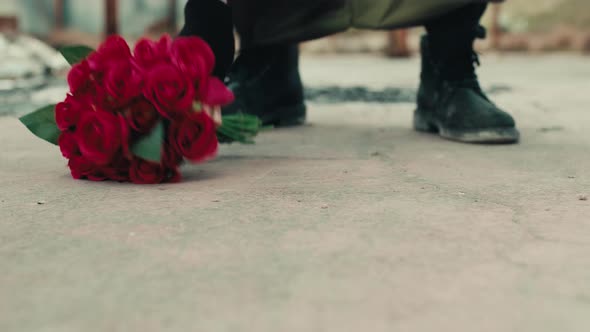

[223,43,306,126]
[179,0,235,79]
[415,3,519,143]
[222,1,307,127]
[179,0,305,126]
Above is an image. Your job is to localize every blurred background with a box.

[1,0,589,114]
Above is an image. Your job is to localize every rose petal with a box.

[199,77,234,106]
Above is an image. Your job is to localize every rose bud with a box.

[103,60,141,109]
[76,111,123,166]
[58,131,80,159]
[129,158,166,184]
[198,77,234,106]
[168,112,218,163]
[133,34,172,70]
[68,156,97,180]
[143,63,195,119]
[171,36,214,83]
[67,60,92,95]
[55,94,90,131]
[126,99,159,133]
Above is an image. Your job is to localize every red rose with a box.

[58,132,80,159]
[99,35,132,58]
[94,35,131,61]
[129,158,166,184]
[162,142,183,167]
[168,112,218,163]
[103,60,141,108]
[102,153,131,182]
[67,60,92,95]
[55,94,90,131]
[86,52,105,83]
[127,99,159,133]
[171,37,214,83]
[118,114,131,158]
[198,77,235,106]
[68,156,97,180]
[143,63,195,119]
[68,156,107,181]
[133,34,172,70]
[88,35,132,80]
[76,111,122,165]
[87,171,108,182]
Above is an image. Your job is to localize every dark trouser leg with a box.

[180,0,305,126]
[424,3,487,80]
[415,3,519,144]
[425,3,487,38]
[179,0,235,79]
[222,1,306,127]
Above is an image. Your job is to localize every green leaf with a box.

[19,105,60,145]
[59,45,95,65]
[131,121,164,163]
[217,113,264,144]
[217,127,254,145]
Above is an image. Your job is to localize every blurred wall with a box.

[118,0,186,36]
[7,0,189,37]
[498,0,590,32]
[13,0,55,35]
[0,0,17,15]
[65,0,104,35]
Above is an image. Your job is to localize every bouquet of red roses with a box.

[20,35,262,184]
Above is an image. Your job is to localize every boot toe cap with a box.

[444,89,516,130]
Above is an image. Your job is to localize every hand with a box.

[203,105,223,127]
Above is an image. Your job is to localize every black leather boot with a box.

[416,4,520,144]
[222,44,306,127]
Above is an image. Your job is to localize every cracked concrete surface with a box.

[1,54,589,332]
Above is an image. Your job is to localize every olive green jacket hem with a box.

[231,0,498,46]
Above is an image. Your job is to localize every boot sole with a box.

[261,103,307,127]
[414,110,520,144]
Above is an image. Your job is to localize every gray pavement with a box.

[1,54,590,332]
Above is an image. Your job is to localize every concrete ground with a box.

[1,54,589,332]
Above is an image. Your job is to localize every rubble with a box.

[0,33,68,116]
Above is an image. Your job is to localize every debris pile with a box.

[0,33,69,116]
